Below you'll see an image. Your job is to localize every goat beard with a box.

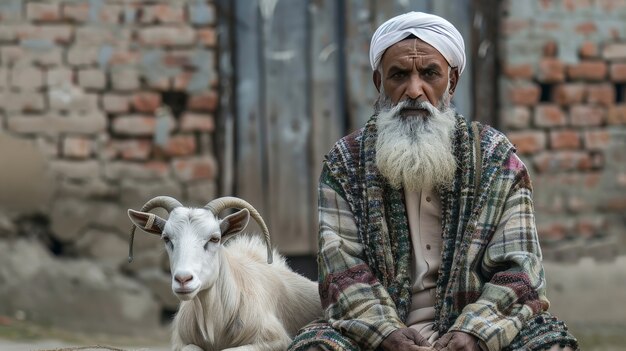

[374,92,457,192]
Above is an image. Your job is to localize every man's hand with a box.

[432,332,481,351]
[380,328,432,351]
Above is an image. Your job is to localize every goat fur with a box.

[170,234,321,351]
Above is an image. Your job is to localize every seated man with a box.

[289,11,578,351]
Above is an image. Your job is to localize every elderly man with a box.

[288,12,578,351]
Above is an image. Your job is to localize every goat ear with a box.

[220,208,250,242]
[127,209,166,235]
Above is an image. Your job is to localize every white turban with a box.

[369,12,466,75]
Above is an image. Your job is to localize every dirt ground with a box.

[0,256,624,351]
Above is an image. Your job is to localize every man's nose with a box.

[404,75,425,100]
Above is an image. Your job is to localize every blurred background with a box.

[0,0,624,350]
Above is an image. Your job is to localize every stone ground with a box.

[0,256,624,351]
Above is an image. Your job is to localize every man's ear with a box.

[373,70,382,93]
[128,209,166,235]
[448,67,460,96]
[220,208,250,243]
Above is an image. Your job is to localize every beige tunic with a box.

[404,188,443,344]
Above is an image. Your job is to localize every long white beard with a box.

[375,97,457,192]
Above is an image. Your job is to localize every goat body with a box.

[128,197,322,351]
[171,235,321,351]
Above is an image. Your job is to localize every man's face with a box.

[374,38,458,114]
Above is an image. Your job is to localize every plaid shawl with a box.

[288,115,578,351]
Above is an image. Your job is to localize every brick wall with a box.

[0,0,219,329]
[500,0,626,261]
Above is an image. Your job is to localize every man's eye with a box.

[390,72,407,79]
[423,70,439,78]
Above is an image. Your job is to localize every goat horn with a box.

[205,197,273,264]
[128,196,183,263]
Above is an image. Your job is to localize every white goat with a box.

[127,196,322,351]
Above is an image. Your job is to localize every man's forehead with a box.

[382,38,447,64]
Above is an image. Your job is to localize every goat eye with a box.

[210,237,220,243]
[163,236,173,248]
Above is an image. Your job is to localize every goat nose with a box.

[174,273,193,285]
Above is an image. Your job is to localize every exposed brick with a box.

[7,113,107,137]
[567,61,608,81]
[112,115,156,136]
[550,129,581,149]
[508,82,540,106]
[1,46,63,67]
[534,104,567,127]
[10,65,45,90]
[537,221,569,241]
[172,156,217,182]
[48,89,99,112]
[587,83,615,106]
[583,129,611,150]
[26,2,61,22]
[570,105,605,126]
[180,113,215,132]
[47,67,74,87]
[78,69,106,90]
[140,4,185,24]
[75,27,130,45]
[63,3,121,24]
[146,76,171,91]
[49,160,100,181]
[610,63,626,82]
[541,40,558,57]
[538,58,565,82]
[533,151,593,173]
[15,25,73,44]
[618,172,626,187]
[67,46,99,66]
[2,91,46,112]
[197,29,217,47]
[579,41,598,58]
[62,3,89,23]
[104,161,170,181]
[575,217,603,238]
[0,1,22,21]
[161,135,196,157]
[188,2,215,26]
[187,91,218,112]
[63,136,93,159]
[503,64,533,79]
[603,43,626,61]
[173,71,194,91]
[99,4,123,24]
[139,26,196,47]
[163,50,193,67]
[540,21,560,31]
[102,94,131,113]
[602,196,626,212]
[551,83,586,105]
[108,50,140,66]
[575,21,597,35]
[111,69,140,91]
[108,139,153,161]
[507,131,546,154]
[566,195,593,213]
[131,92,162,113]
[607,105,626,124]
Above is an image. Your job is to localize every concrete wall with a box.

[0,0,219,334]
[499,0,626,260]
